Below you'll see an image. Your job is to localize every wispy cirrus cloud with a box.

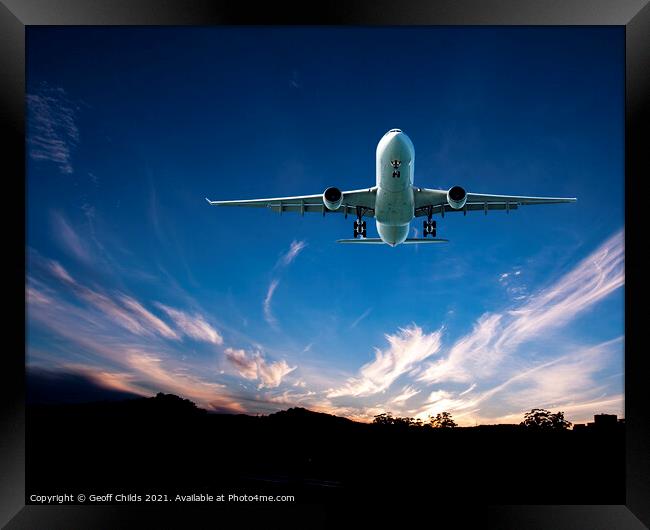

[224,347,296,389]
[26,228,624,425]
[349,307,372,329]
[412,336,623,424]
[44,259,174,340]
[51,211,93,264]
[277,240,307,267]
[263,279,280,326]
[119,296,179,340]
[263,240,307,327]
[327,325,443,398]
[27,84,80,174]
[417,229,624,385]
[41,257,222,345]
[390,385,421,404]
[27,265,244,412]
[318,230,624,424]
[124,352,243,411]
[156,304,223,345]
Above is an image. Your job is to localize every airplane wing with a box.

[206,187,377,218]
[413,188,577,217]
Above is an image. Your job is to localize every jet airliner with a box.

[206,129,576,246]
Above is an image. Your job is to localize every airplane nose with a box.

[387,131,411,151]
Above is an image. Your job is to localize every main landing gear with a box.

[423,206,436,237]
[354,219,367,238]
[353,206,367,238]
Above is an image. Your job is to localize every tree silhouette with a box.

[373,413,424,428]
[520,408,572,431]
[429,412,457,428]
[373,412,395,425]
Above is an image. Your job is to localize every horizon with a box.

[26,385,624,429]
[26,26,624,427]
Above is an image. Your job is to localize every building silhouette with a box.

[573,413,624,431]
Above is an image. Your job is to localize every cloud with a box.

[119,296,179,340]
[51,363,150,398]
[51,211,92,264]
[27,84,80,174]
[467,394,624,427]
[41,259,219,344]
[498,268,528,299]
[124,352,243,411]
[48,259,75,283]
[26,228,624,424]
[156,304,223,345]
[327,325,443,398]
[417,229,624,385]
[390,385,421,404]
[224,347,296,389]
[43,260,167,339]
[495,230,624,352]
[412,337,623,425]
[459,383,477,396]
[27,278,245,412]
[278,240,307,267]
[26,284,55,306]
[417,313,503,384]
[484,337,623,412]
[261,241,307,328]
[350,307,372,329]
[263,279,280,325]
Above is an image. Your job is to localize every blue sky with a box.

[26,27,624,425]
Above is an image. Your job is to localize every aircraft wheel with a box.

[361,221,366,229]
[362,229,367,238]
[431,229,437,237]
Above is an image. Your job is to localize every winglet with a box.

[205,197,215,205]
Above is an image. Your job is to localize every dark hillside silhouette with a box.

[27,393,624,504]
[26,367,142,404]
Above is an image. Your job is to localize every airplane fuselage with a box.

[375,129,416,246]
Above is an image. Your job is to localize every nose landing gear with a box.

[391,160,401,178]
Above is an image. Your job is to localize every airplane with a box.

[206,129,576,247]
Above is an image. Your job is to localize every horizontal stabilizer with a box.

[401,238,449,244]
[336,238,449,245]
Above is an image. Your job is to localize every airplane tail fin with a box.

[337,238,449,245]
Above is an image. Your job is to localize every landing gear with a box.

[423,206,437,237]
[391,160,401,178]
[423,220,436,237]
[353,207,367,238]
[354,219,367,238]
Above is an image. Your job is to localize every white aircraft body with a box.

[206,129,576,246]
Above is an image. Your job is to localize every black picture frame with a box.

[3,1,649,527]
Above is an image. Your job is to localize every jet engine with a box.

[447,185,467,210]
[323,187,343,210]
